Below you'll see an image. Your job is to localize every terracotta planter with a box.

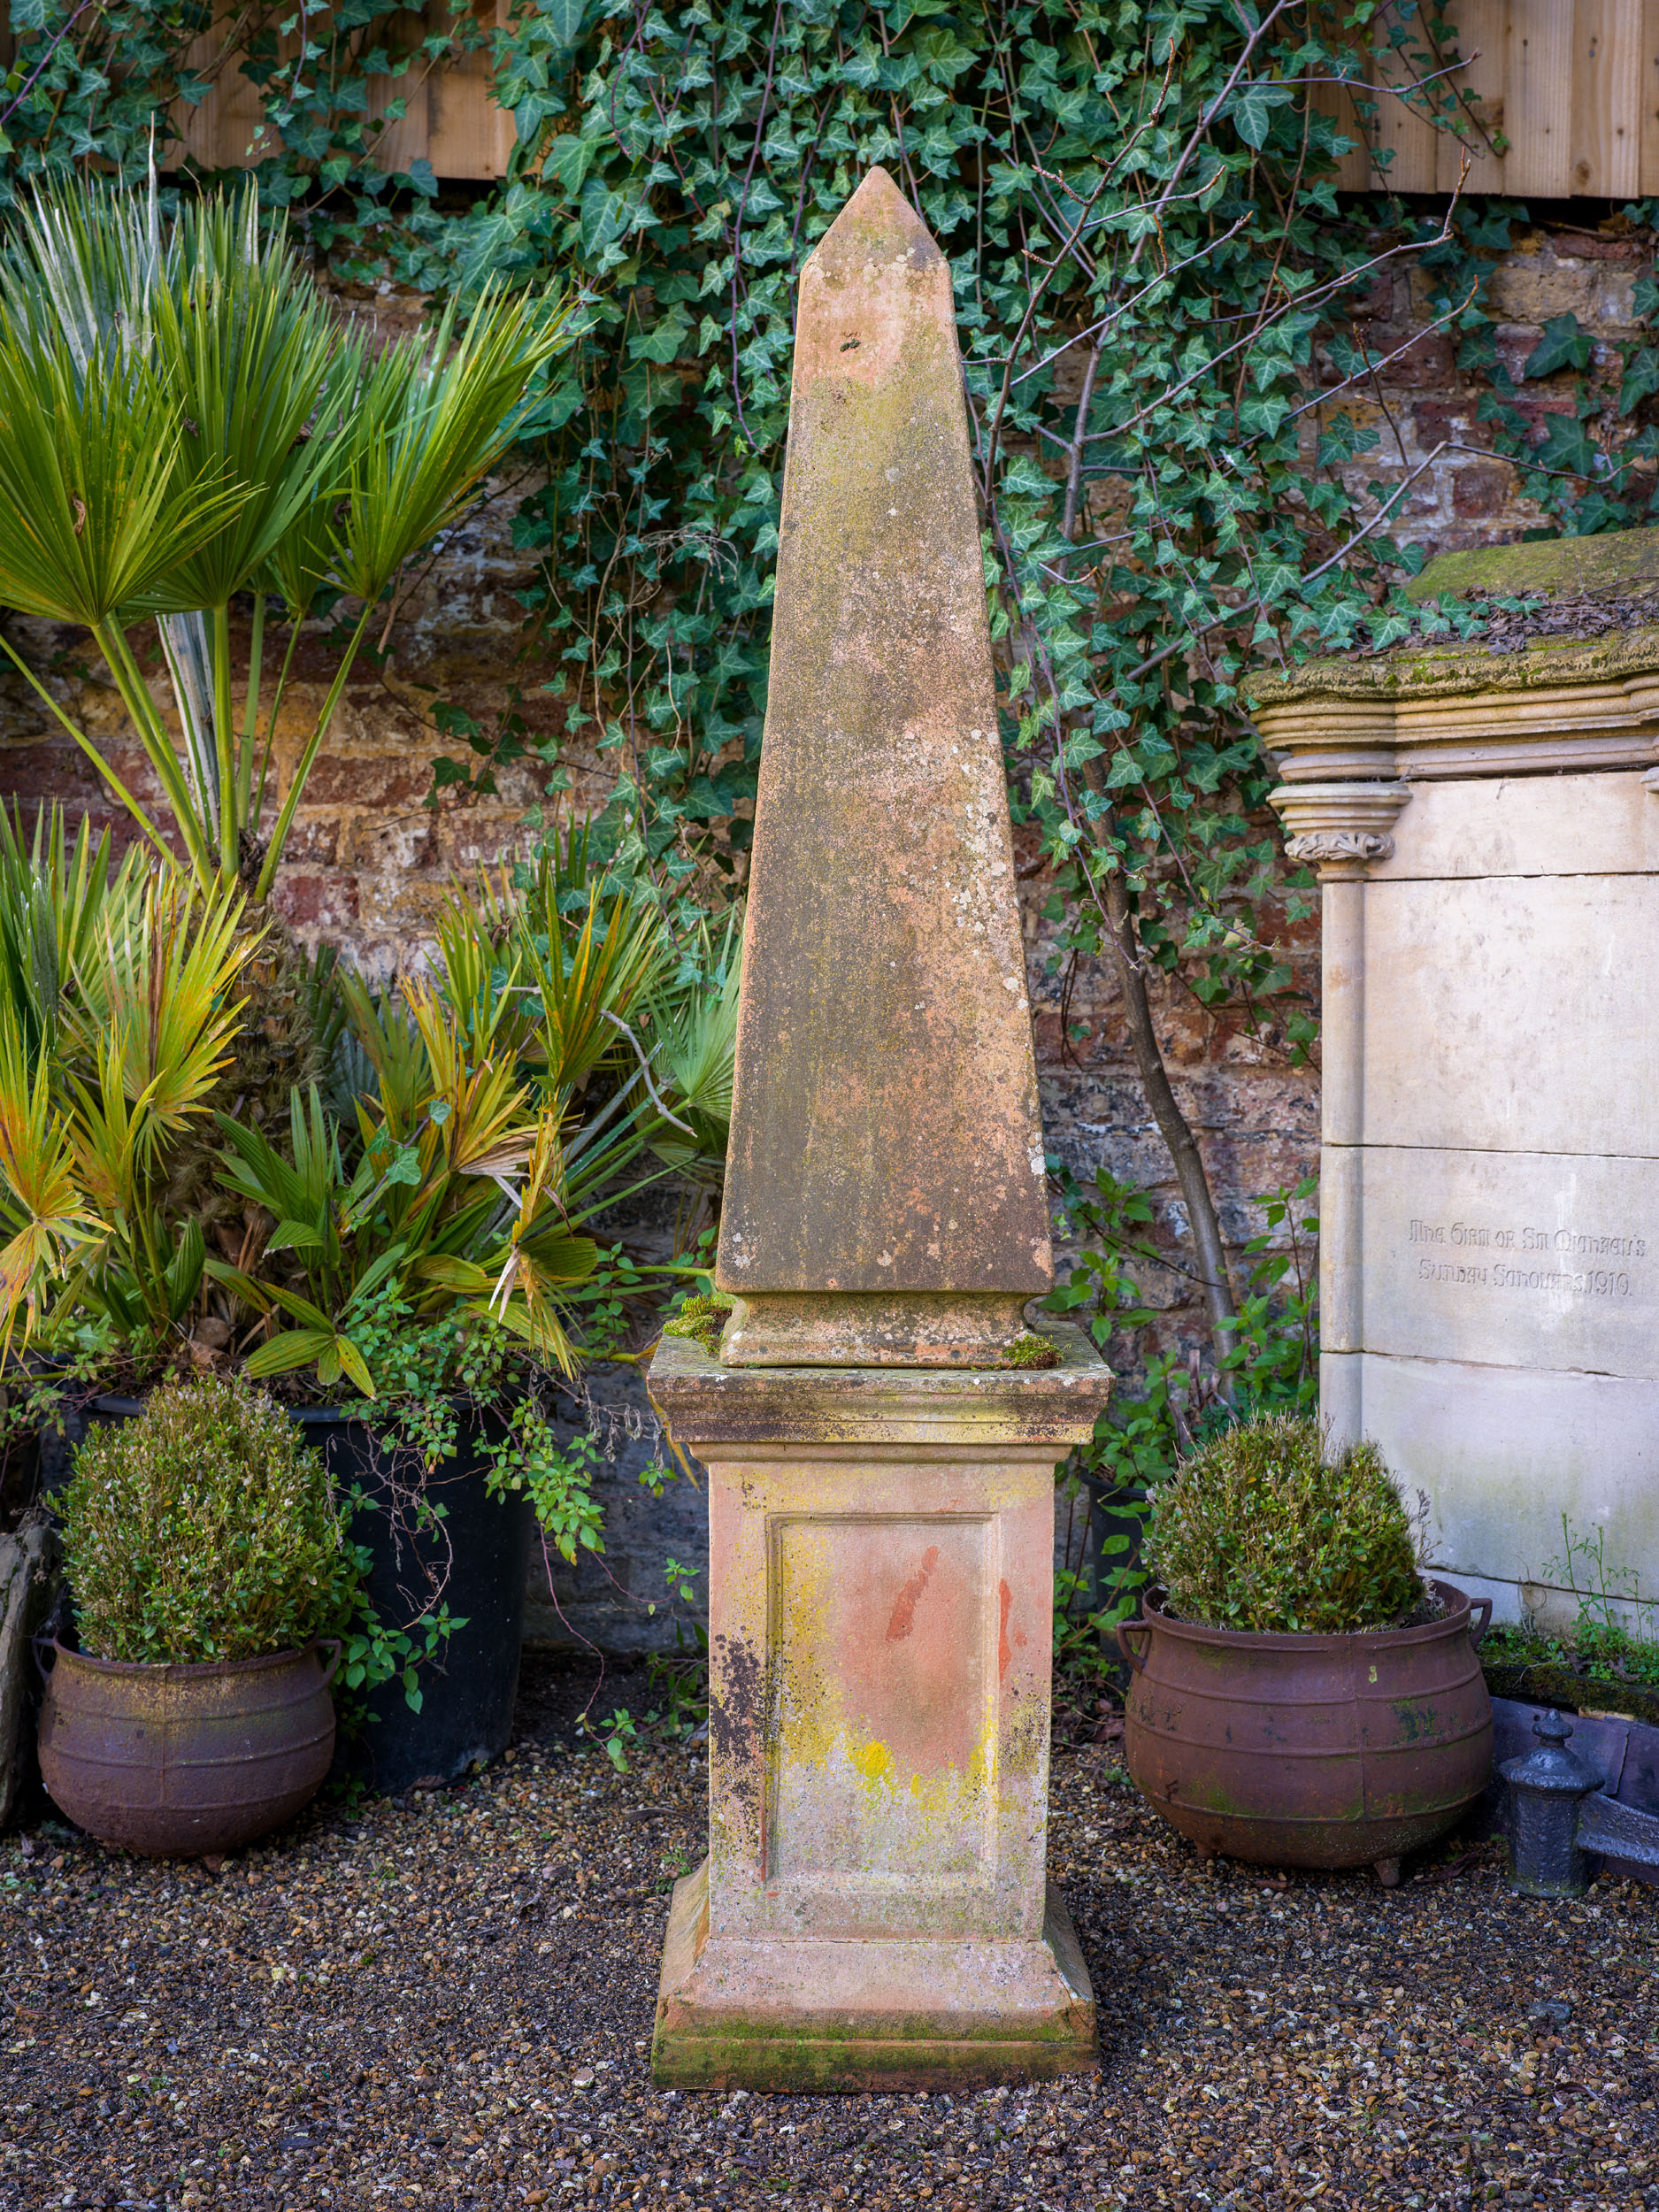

[1118,1580,1493,1881]
[37,1637,340,1858]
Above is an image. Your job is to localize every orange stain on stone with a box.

[885,1544,941,1641]
[998,1578,1012,1681]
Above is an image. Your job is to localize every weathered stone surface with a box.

[715,168,1049,1367]
[1364,769,1659,881]
[653,1863,1096,2092]
[1249,626,1659,713]
[1258,592,1659,1625]
[1405,525,1659,603]
[648,1323,1110,2089]
[1357,872,1659,1156]
[1340,1145,1659,1377]
[1331,1353,1659,1637]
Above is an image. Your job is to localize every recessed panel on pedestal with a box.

[768,1513,994,1894]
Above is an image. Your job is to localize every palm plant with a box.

[0,172,573,899]
[640,907,741,1183]
[215,972,603,1394]
[0,803,146,1073]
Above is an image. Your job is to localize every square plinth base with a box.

[651,1863,1097,2093]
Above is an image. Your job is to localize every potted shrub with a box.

[38,1374,348,1857]
[1118,1413,1493,1885]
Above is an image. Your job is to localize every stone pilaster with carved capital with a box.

[1269,780,1410,880]
[1266,782,1409,1453]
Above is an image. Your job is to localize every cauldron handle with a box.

[1466,1596,1493,1647]
[1115,1619,1152,1675]
[315,1637,343,1688]
[31,1635,57,1681]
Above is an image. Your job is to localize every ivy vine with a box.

[2,0,1654,1417]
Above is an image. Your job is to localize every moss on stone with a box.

[1245,618,1659,710]
[1002,1331,1060,1370]
[1404,526,1659,604]
[660,1290,735,1360]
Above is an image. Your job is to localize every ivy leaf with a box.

[630,306,692,365]
[1237,392,1292,440]
[1525,314,1593,380]
[578,180,630,257]
[1229,79,1293,150]
[1618,346,1659,417]
[544,134,595,194]
[538,0,588,44]
[1532,414,1600,476]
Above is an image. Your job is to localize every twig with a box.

[603,1010,696,1136]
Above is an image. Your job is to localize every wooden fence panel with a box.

[21,3,517,180]
[1575,0,1644,197]
[167,4,512,180]
[2,0,1656,189]
[1315,0,1659,198]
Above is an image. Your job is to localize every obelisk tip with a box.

[811,165,941,271]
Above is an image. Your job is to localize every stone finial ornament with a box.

[714,166,1051,1367]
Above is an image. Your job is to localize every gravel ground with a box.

[3,1654,1656,2212]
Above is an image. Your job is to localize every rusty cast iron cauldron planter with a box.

[1118,1580,1493,1883]
[37,1638,340,1857]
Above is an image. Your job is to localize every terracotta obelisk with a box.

[716,165,1052,1368]
[649,170,1111,2093]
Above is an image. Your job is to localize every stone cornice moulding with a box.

[1270,780,1410,879]
[1256,673,1659,783]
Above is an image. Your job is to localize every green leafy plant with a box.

[58,1371,349,1664]
[0,169,575,897]
[1147,1412,1425,1636]
[212,860,725,1394]
[1542,1514,1659,1662]
[0,864,254,1356]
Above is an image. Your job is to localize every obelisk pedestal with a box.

[649,169,1111,2091]
[649,1335,1107,2090]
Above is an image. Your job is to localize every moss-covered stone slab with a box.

[1405,526,1659,605]
[1482,1657,1659,1732]
[1245,621,1659,711]
[651,1862,1097,2092]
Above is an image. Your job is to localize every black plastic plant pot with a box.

[291,1406,535,1797]
[75,1392,535,1798]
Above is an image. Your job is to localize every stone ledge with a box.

[1404,526,1659,605]
[1248,625,1659,713]
[646,1319,1111,1451]
[651,1862,1098,2092]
